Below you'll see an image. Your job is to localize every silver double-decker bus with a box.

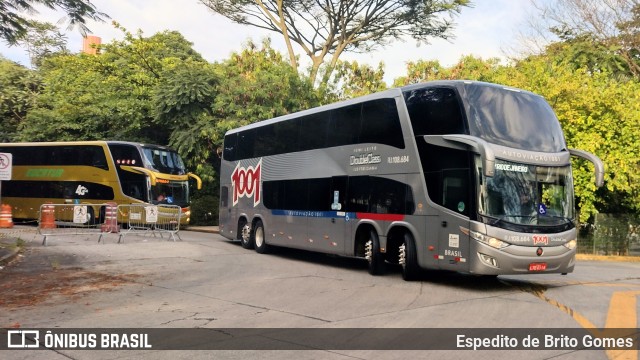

[218,80,604,280]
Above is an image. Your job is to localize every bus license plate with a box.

[529,262,547,271]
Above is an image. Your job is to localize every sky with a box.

[0,0,543,85]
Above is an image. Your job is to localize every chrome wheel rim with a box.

[255,226,264,248]
[241,224,251,243]
[365,239,373,262]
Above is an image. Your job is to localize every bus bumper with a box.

[469,241,576,275]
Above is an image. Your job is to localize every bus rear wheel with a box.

[239,220,254,249]
[365,230,385,275]
[399,233,419,281]
[253,220,269,254]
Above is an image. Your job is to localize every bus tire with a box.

[366,230,385,275]
[239,219,254,249]
[253,220,269,254]
[400,233,419,281]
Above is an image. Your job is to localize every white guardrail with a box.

[37,203,182,245]
[117,204,181,243]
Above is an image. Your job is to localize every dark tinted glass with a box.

[223,133,238,160]
[348,176,414,214]
[417,142,471,216]
[360,99,405,149]
[273,118,300,154]
[465,84,566,152]
[108,144,143,166]
[299,113,328,151]
[263,176,414,215]
[237,129,255,160]
[327,104,361,147]
[225,98,405,161]
[0,145,109,170]
[403,87,465,136]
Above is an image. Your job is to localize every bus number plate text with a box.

[528,262,547,271]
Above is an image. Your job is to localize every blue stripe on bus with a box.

[271,210,355,218]
[270,210,405,222]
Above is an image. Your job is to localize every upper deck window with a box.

[403,87,466,136]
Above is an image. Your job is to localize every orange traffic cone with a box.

[40,203,56,229]
[0,204,13,228]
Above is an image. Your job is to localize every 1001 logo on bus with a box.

[231,159,262,207]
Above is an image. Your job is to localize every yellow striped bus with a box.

[0,141,202,225]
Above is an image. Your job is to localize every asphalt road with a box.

[0,226,638,359]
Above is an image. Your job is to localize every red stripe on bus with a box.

[355,213,405,221]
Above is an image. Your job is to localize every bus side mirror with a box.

[569,148,605,187]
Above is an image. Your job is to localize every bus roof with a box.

[225,80,540,136]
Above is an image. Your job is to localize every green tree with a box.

[200,0,470,85]
[167,39,320,178]
[19,26,207,144]
[0,0,108,45]
[325,60,387,100]
[530,0,640,79]
[163,40,321,224]
[17,21,69,68]
[392,55,501,86]
[0,56,40,141]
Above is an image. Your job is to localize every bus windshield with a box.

[476,158,575,231]
[465,84,567,152]
[152,180,189,207]
[142,146,186,175]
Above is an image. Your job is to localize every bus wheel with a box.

[240,220,254,249]
[253,220,269,254]
[365,230,385,275]
[399,233,419,281]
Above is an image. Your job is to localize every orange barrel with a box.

[0,204,13,228]
[40,203,56,229]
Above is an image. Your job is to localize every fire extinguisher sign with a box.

[0,153,11,181]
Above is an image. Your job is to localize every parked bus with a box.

[0,141,202,225]
[218,81,604,279]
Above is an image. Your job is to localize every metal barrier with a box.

[38,203,110,246]
[117,204,182,243]
[37,203,182,245]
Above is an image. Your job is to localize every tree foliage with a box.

[0,0,108,45]
[392,55,501,86]
[17,21,69,67]
[531,0,640,79]
[0,56,40,142]
[17,25,206,144]
[199,0,470,84]
[324,60,387,100]
[165,39,320,181]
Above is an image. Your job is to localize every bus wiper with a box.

[480,214,503,226]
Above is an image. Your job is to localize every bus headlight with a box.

[470,230,508,249]
[563,239,577,250]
